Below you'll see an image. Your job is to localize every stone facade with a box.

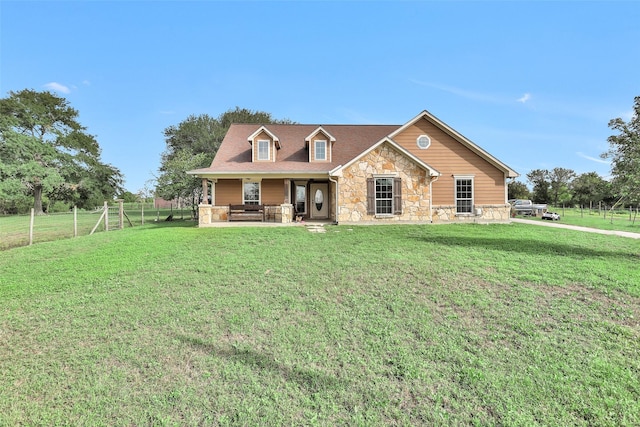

[336,143,432,223]
[432,204,511,223]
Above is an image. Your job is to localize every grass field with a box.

[1,222,639,425]
[519,206,640,234]
[0,206,182,250]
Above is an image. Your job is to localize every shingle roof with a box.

[191,123,400,174]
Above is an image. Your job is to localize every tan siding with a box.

[394,118,506,205]
[310,130,330,163]
[253,131,274,162]
[261,179,285,205]
[215,179,242,205]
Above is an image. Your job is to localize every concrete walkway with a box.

[511,218,640,239]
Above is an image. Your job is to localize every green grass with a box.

[1,222,639,425]
[0,207,179,250]
[518,206,640,233]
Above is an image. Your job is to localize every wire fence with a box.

[0,202,191,251]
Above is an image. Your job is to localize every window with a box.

[367,177,402,216]
[243,182,260,204]
[314,140,327,161]
[257,140,269,161]
[295,184,306,214]
[417,134,431,149]
[455,177,473,214]
[375,178,393,215]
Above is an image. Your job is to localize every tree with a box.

[548,167,576,206]
[508,180,530,200]
[526,169,550,203]
[0,89,123,214]
[156,107,293,216]
[602,96,640,204]
[526,168,576,205]
[571,172,610,207]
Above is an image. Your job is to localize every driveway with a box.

[511,218,640,239]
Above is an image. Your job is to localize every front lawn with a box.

[1,223,638,425]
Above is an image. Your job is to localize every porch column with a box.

[201,178,209,204]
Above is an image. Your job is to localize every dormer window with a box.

[306,126,336,163]
[248,126,279,162]
[257,140,270,161]
[314,140,327,161]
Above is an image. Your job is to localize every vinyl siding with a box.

[393,118,506,205]
[261,179,285,205]
[215,179,242,205]
[215,179,284,205]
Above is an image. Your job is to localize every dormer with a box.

[305,126,336,163]
[248,126,280,162]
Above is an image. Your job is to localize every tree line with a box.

[2,89,638,216]
[511,96,640,208]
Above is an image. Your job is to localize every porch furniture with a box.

[228,204,264,221]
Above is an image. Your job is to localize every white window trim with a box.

[257,139,270,161]
[454,175,474,215]
[374,176,394,216]
[242,180,261,205]
[314,140,327,161]
[417,134,431,149]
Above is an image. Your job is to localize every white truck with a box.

[510,199,547,216]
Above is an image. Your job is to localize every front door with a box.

[310,183,329,219]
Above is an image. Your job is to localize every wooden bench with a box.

[228,204,264,221]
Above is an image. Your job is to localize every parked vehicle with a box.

[510,199,548,216]
[541,211,561,221]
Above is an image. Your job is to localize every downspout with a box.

[429,174,439,223]
[329,175,339,225]
[329,165,342,225]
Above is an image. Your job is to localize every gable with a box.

[305,127,336,163]
[390,111,518,178]
[393,117,514,178]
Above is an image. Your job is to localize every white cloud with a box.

[577,152,610,165]
[43,82,71,94]
[517,93,531,103]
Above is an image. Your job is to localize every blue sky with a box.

[2,1,639,193]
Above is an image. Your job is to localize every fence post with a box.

[74,206,78,237]
[117,199,124,230]
[141,202,144,225]
[104,201,109,231]
[29,208,35,245]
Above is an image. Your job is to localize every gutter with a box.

[429,174,439,223]
[328,166,342,225]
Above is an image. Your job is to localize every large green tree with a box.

[0,89,122,214]
[570,172,610,207]
[508,180,530,200]
[526,167,576,205]
[548,167,576,206]
[526,169,551,203]
[156,107,293,215]
[602,95,640,204]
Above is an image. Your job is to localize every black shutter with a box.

[366,178,375,215]
[393,177,402,215]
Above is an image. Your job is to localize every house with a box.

[187,110,518,225]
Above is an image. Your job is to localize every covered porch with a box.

[196,175,336,226]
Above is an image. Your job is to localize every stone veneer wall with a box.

[432,204,511,223]
[337,143,431,223]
